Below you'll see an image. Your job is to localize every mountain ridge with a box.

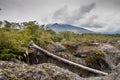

[45,23,93,34]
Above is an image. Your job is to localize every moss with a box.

[65,77,72,80]
[95,50,105,57]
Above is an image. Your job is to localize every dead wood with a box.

[28,41,108,76]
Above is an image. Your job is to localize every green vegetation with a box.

[0,20,120,60]
[95,50,105,57]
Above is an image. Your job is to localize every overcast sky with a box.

[0,0,120,32]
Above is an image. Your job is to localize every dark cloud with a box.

[100,0,120,9]
[76,3,96,19]
[81,22,104,28]
[51,2,106,29]
[52,3,96,24]
[52,6,68,20]
[80,15,104,28]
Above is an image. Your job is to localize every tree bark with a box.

[28,41,108,76]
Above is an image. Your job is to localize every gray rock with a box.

[72,43,120,72]
[10,58,21,63]
[39,63,83,80]
[0,61,83,80]
[99,44,120,70]
[1,61,120,80]
[47,42,66,53]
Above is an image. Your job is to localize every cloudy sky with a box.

[0,0,120,32]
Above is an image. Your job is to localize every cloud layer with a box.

[0,0,120,33]
[51,3,96,24]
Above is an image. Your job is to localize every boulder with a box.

[47,42,66,53]
[72,43,120,72]
[85,73,117,80]
[39,63,83,80]
[0,61,83,80]
[73,46,96,58]
[1,61,120,80]
[98,44,120,70]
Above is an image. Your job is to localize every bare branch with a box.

[28,41,108,76]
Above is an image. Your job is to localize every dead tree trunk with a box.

[28,41,108,76]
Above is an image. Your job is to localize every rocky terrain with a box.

[1,41,120,80]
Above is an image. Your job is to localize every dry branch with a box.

[28,41,108,76]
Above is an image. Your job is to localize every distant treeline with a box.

[0,21,120,60]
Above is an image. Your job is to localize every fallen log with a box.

[28,41,108,76]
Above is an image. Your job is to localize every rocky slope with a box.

[1,41,120,80]
[0,61,120,80]
[0,61,82,80]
